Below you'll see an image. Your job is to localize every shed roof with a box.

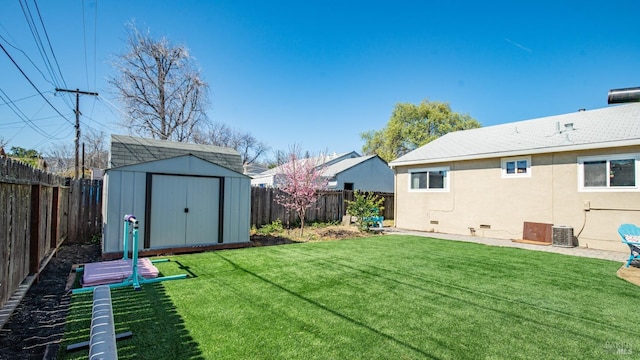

[109,134,243,173]
[390,103,640,167]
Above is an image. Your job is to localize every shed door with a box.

[149,175,220,248]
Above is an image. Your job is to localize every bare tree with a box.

[83,129,108,169]
[109,22,210,142]
[45,130,107,176]
[0,136,8,149]
[263,149,288,169]
[193,122,269,166]
[45,142,74,175]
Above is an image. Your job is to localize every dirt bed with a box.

[0,243,101,360]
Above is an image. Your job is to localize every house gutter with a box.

[388,139,640,168]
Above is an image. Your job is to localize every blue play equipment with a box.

[618,223,640,268]
[362,208,384,230]
[72,214,188,294]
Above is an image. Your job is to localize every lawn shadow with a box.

[215,252,441,359]
[250,234,301,246]
[171,260,199,279]
[59,281,204,360]
[318,254,628,342]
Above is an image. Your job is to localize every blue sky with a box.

[1,1,639,159]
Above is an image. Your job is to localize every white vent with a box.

[552,225,575,247]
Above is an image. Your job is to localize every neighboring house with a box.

[251,151,394,192]
[102,135,251,257]
[243,162,269,177]
[389,103,640,252]
[323,155,394,192]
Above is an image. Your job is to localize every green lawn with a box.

[59,235,640,359]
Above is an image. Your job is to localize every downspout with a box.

[393,167,398,228]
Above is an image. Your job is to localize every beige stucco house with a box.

[389,103,640,252]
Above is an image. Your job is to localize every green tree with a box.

[361,99,480,162]
[9,146,41,159]
[8,147,43,168]
[346,191,385,232]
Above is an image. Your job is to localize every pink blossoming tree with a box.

[274,150,329,235]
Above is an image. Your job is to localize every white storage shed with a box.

[102,135,250,256]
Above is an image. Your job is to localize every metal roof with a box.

[109,134,243,173]
[389,103,640,167]
[323,155,379,176]
[253,151,360,178]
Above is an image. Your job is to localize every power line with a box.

[0,33,56,88]
[18,0,74,110]
[0,91,46,106]
[0,113,71,127]
[0,87,55,139]
[33,0,69,90]
[19,0,60,88]
[30,125,75,150]
[92,0,98,90]
[0,88,74,147]
[81,0,89,89]
[55,88,99,179]
[82,0,100,122]
[0,42,74,125]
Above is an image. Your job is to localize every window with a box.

[578,154,639,191]
[409,167,449,191]
[501,156,531,178]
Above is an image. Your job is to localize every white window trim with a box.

[408,166,450,192]
[578,153,640,192]
[501,156,531,178]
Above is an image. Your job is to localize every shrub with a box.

[257,219,284,235]
[346,191,384,232]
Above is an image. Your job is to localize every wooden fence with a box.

[0,158,102,312]
[250,188,394,228]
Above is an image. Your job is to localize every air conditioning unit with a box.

[552,225,575,247]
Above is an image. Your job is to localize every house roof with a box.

[252,151,360,179]
[109,134,243,173]
[323,155,380,176]
[389,103,640,167]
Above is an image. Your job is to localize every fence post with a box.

[29,184,41,275]
[50,186,59,250]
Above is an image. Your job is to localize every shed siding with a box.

[103,170,148,253]
[103,155,250,254]
[223,176,251,243]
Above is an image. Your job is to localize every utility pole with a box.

[55,88,98,179]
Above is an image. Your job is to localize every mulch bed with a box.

[0,243,101,360]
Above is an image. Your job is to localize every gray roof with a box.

[109,134,243,173]
[324,155,380,176]
[390,103,640,167]
[253,151,360,178]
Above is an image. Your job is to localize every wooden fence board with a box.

[250,188,394,228]
[0,158,102,314]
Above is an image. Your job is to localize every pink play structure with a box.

[82,258,159,287]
